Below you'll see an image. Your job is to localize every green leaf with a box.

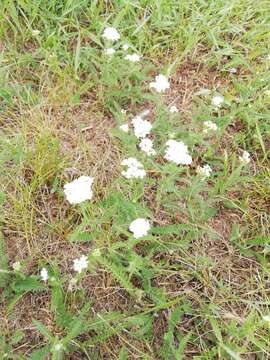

[152,224,194,235]
[200,207,218,221]
[10,330,25,345]
[32,320,53,341]
[220,343,243,360]
[64,303,91,343]
[0,230,9,288]
[12,277,46,293]
[29,345,51,360]
[51,286,71,327]
[119,347,128,360]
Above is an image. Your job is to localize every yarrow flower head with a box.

[197,164,212,177]
[54,343,63,352]
[104,48,115,56]
[32,29,40,36]
[229,67,237,74]
[121,158,146,179]
[119,123,129,133]
[164,140,192,165]
[139,138,156,156]
[129,218,151,239]
[169,105,178,113]
[131,116,152,138]
[239,150,251,164]
[12,261,21,271]
[40,268,48,282]
[64,176,93,205]
[102,27,120,42]
[211,94,224,107]
[150,74,170,93]
[124,54,140,62]
[203,121,218,133]
[122,43,130,51]
[73,255,88,274]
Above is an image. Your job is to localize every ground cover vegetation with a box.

[0,1,270,359]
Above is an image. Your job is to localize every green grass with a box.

[0,0,270,359]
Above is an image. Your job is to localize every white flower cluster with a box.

[32,29,40,36]
[105,48,115,56]
[169,105,178,113]
[45,27,249,287]
[139,138,156,156]
[73,255,88,274]
[150,74,170,93]
[203,121,218,133]
[54,343,63,352]
[64,176,94,205]
[121,157,146,179]
[102,27,120,42]
[119,123,129,133]
[131,116,152,138]
[129,218,151,238]
[122,43,129,51]
[120,111,156,157]
[40,268,48,282]
[124,54,140,62]
[102,27,140,62]
[197,164,212,177]
[211,94,224,107]
[164,140,192,165]
[239,150,251,164]
[12,261,21,271]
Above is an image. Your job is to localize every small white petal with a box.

[150,74,170,93]
[54,343,63,351]
[131,116,152,138]
[239,151,250,164]
[104,48,115,55]
[197,164,212,177]
[32,29,40,36]
[102,27,120,42]
[40,268,48,282]
[121,157,146,179]
[119,123,129,133]
[122,43,130,51]
[64,176,93,205]
[124,54,140,62]
[203,121,218,133]
[164,140,192,165]
[73,255,88,274]
[212,95,224,107]
[12,261,21,271]
[129,218,150,239]
[139,138,156,156]
[169,105,178,113]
